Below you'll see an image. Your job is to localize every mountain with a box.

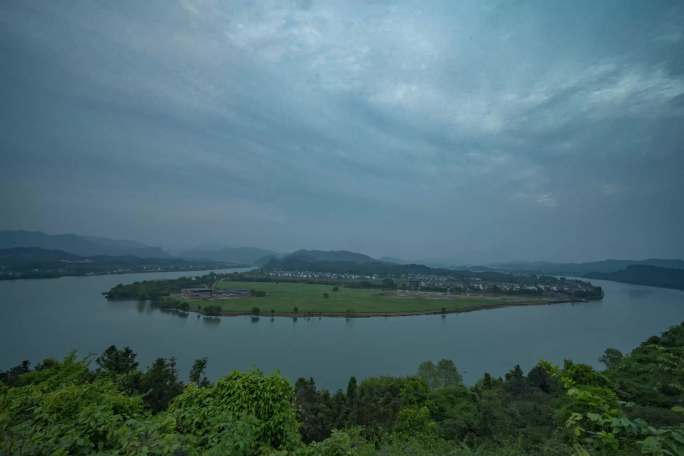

[286,249,376,263]
[0,247,83,266]
[263,249,455,275]
[0,230,170,258]
[489,259,684,275]
[379,256,405,264]
[0,247,236,279]
[179,246,278,265]
[586,265,684,290]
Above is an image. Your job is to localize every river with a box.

[1,269,683,390]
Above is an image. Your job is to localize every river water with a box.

[1,269,683,390]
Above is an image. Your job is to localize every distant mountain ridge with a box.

[0,230,169,258]
[179,246,278,265]
[489,258,684,275]
[586,265,684,290]
[263,249,454,275]
[0,247,83,265]
[0,246,238,279]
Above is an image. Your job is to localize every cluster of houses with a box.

[266,271,379,281]
[262,269,600,299]
[403,273,599,296]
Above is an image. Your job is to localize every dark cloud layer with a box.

[1,0,683,263]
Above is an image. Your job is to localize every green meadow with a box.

[179,280,550,316]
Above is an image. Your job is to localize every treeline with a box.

[0,247,235,280]
[586,265,684,291]
[2,324,683,455]
[104,273,221,300]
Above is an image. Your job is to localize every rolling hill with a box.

[490,258,684,275]
[0,230,170,258]
[0,247,236,279]
[262,249,454,275]
[585,265,684,290]
[179,246,279,265]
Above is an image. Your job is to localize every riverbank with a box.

[0,265,248,281]
[182,298,590,318]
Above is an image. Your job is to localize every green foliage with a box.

[203,305,222,316]
[139,357,184,412]
[0,360,31,386]
[170,369,299,450]
[395,405,437,436]
[0,355,148,455]
[605,322,684,410]
[417,359,464,390]
[307,428,375,456]
[2,322,684,455]
[189,357,209,387]
[96,345,138,375]
[105,273,218,300]
[354,376,429,439]
[598,348,624,369]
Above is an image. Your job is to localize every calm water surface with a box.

[2,269,684,390]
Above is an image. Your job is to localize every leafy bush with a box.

[170,369,299,450]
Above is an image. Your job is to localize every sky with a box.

[1,0,683,264]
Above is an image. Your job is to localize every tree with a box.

[295,377,335,442]
[0,360,31,386]
[96,345,138,375]
[189,357,209,386]
[418,359,463,390]
[346,376,358,402]
[527,363,558,393]
[382,278,396,289]
[503,364,527,395]
[139,357,184,412]
[599,348,624,369]
[346,376,358,424]
[171,369,299,450]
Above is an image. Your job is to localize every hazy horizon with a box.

[2,1,684,264]
[2,227,684,267]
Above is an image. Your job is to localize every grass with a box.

[178,280,552,317]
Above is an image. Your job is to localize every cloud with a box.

[1,0,683,262]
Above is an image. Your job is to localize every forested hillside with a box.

[1,323,683,455]
[586,265,684,291]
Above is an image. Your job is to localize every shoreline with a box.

[0,266,248,282]
[154,296,597,319]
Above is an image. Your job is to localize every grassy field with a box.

[178,280,552,316]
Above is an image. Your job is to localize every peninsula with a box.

[105,250,603,318]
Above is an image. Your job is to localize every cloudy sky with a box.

[1,1,683,263]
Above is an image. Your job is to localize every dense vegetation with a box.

[492,259,684,276]
[0,248,237,280]
[586,265,684,291]
[2,323,683,455]
[105,273,221,300]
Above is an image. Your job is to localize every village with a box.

[259,270,602,300]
